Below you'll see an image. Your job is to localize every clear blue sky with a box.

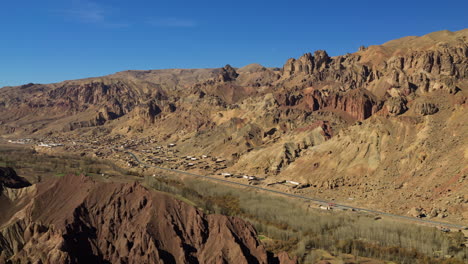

[1,0,467,87]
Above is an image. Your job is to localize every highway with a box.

[126,151,466,230]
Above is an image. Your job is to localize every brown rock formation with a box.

[219,64,239,82]
[385,96,407,116]
[0,174,295,264]
[0,167,31,189]
[413,102,439,116]
[283,50,331,77]
[275,88,381,121]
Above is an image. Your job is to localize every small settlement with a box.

[4,136,304,189]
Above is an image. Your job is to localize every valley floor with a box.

[2,136,466,228]
[1,141,467,263]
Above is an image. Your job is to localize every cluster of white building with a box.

[185,156,198,161]
[37,142,64,148]
[7,139,32,144]
[7,139,67,149]
[220,172,257,180]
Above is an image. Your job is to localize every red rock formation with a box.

[0,175,295,264]
[275,88,380,121]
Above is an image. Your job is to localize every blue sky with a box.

[1,0,467,87]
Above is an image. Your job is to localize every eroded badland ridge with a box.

[0,29,467,223]
[0,171,295,263]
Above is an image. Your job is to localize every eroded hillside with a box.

[0,171,294,264]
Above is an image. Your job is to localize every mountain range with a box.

[0,29,467,224]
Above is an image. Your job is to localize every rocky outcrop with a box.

[0,175,295,264]
[275,88,381,120]
[282,32,467,100]
[283,50,331,77]
[130,99,177,124]
[218,64,239,82]
[269,123,330,173]
[413,102,439,116]
[315,89,381,120]
[47,81,139,111]
[271,142,302,173]
[385,96,407,116]
[132,100,162,124]
[385,45,467,94]
[0,167,31,190]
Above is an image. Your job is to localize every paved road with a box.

[126,151,466,230]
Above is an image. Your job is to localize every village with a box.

[3,136,311,193]
[0,136,396,214]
